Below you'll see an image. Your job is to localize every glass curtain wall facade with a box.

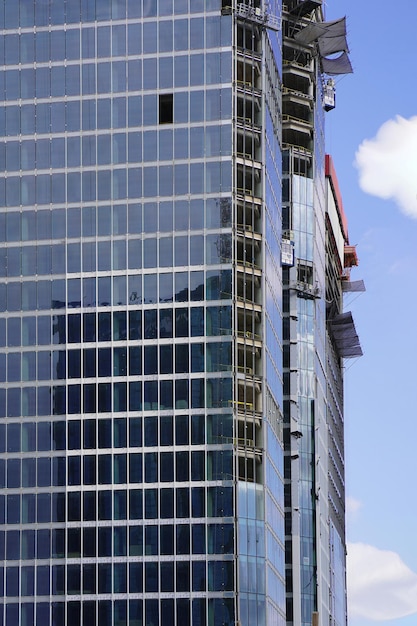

[282,5,357,626]
[0,1,286,626]
[325,154,362,626]
[282,3,331,626]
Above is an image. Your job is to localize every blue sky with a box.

[324,0,417,624]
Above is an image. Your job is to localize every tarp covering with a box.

[294,17,353,75]
[342,280,366,293]
[329,311,363,358]
[321,52,353,75]
[318,33,349,57]
[294,17,347,46]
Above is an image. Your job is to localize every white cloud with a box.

[355,115,417,218]
[346,496,362,518]
[347,542,417,621]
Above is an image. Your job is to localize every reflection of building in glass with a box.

[0,1,359,625]
[282,5,358,626]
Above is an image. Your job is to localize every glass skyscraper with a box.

[0,1,359,626]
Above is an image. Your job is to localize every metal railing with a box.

[236,3,281,31]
